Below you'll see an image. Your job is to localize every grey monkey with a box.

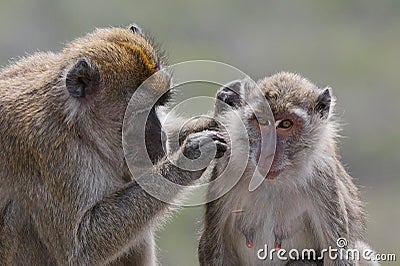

[198,72,377,266]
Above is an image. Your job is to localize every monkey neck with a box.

[226,154,340,250]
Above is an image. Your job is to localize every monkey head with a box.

[53,25,172,170]
[215,72,335,182]
[257,72,334,180]
[62,25,170,127]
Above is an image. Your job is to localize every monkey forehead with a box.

[243,100,272,119]
[257,72,320,113]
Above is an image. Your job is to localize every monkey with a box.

[0,25,227,265]
[198,72,378,266]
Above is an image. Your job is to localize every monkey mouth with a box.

[266,170,281,179]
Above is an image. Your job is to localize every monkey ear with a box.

[215,80,243,113]
[65,57,100,98]
[128,23,143,35]
[315,87,332,119]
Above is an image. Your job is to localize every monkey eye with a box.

[276,119,293,129]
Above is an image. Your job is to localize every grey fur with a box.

[199,72,378,266]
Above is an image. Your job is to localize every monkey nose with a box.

[248,125,276,191]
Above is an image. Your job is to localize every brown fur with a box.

[0,26,223,265]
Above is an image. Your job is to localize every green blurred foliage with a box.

[0,1,399,265]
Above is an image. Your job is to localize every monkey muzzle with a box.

[248,123,276,191]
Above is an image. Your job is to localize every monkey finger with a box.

[200,130,227,143]
[214,141,227,158]
[214,132,227,142]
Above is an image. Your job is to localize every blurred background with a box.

[0,0,399,264]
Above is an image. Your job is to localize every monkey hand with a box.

[164,130,227,184]
[182,130,227,161]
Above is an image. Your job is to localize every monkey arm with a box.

[71,131,226,264]
[198,198,238,266]
[308,167,362,266]
[199,226,232,266]
[72,160,202,264]
[198,224,227,266]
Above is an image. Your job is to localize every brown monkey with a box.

[198,73,377,265]
[0,25,226,265]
